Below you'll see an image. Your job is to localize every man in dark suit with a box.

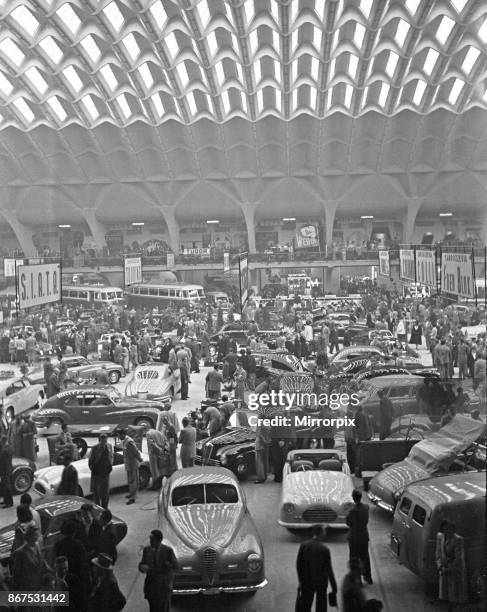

[88,433,113,509]
[296,524,337,612]
[57,453,79,496]
[0,435,13,508]
[346,489,372,584]
[139,529,178,612]
[95,509,118,564]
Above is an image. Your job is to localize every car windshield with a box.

[172,483,239,506]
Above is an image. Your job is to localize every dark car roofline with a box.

[401,471,486,508]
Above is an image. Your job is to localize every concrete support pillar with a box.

[159,206,180,253]
[321,201,338,249]
[1,211,36,256]
[240,202,257,254]
[402,197,423,244]
[81,209,107,250]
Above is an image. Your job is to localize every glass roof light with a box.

[395,19,410,48]
[39,36,63,65]
[479,18,487,43]
[378,81,390,107]
[186,91,197,116]
[103,2,125,34]
[13,97,35,123]
[385,51,399,78]
[116,93,132,119]
[348,54,359,79]
[198,0,211,28]
[315,0,326,19]
[405,0,420,15]
[344,84,353,108]
[244,0,255,25]
[436,16,455,46]
[80,35,102,64]
[461,46,480,75]
[56,3,82,37]
[313,27,322,51]
[354,22,366,49]
[25,66,48,96]
[0,72,14,97]
[10,5,40,38]
[138,62,154,89]
[221,90,230,114]
[151,92,164,117]
[62,65,83,93]
[121,33,140,62]
[46,95,67,122]
[423,48,439,75]
[413,79,427,106]
[100,64,118,92]
[149,1,167,30]
[0,38,25,68]
[165,32,179,60]
[81,94,99,120]
[451,0,468,13]
[360,0,373,19]
[449,78,464,105]
[311,56,320,81]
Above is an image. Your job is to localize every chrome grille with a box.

[203,548,217,579]
[202,443,214,465]
[302,506,338,523]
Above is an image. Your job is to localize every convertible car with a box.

[195,426,257,481]
[158,467,267,595]
[0,496,127,563]
[278,449,354,529]
[125,363,181,402]
[368,415,486,513]
[61,355,125,384]
[33,448,151,497]
[0,374,45,422]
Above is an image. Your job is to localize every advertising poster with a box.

[124,256,142,286]
[441,251,475,299]
[223,251,230,274]
[416,250,437,288]
[295,224,320,249]
[378,250,390,277]
[399,249,416,282]
[16,262,61,310]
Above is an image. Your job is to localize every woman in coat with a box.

[146,428,169,490]
[160,417,178,476]
[19,415,37,462]
[8,416,23,457]
[436,520,467,609]
[233,363,247,406]
[409,320,423,349]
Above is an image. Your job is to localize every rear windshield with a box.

[172,483,238,506]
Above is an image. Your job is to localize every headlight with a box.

[283,503,295,514]
[247,553,262,573]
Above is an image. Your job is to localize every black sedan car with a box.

[195,427,257,481]
[30,386,163,430]
[0,496,127,563]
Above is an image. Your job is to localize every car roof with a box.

[55,386,114,396]
[0,376,22,390]
[402,472,486,509]
[368,374,426,386]
[286,449,346,461]
[33,495,89,516]
[169,466,238,488]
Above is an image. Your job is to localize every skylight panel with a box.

[272,29,280,52]
[149,1,167,29]
[62,65,83,93]
[362,85,369,108]
[331,29,339,51]
[257,88,263,112]
[100,64,118,91]
[360,0,373,19]
[311,57,320,81]
[11,5,40,37]
[207,31,218,57]
[254,60,262,84]
[291,30,298,52]
[151,92,164,117]
[187,91,197,115]
[462,46,480,74]
[451,0,468,13]
[215,61,225,86]
[80,35,101,63]
[13,97,34,123]
[221,90,230,114]
[103,2,124,33]
[354,23,365,49]
[56,3,81,36]
[244,0,254,25]
[315,0,326,19]
[405,0,420,15]
[39,36,63,64]
[241,91,248,112]
[310,86,317,108]
[291,60,297,83]
[423,48,439,75]
[436,16,455,45]
[81,94,99,120]
[235,62,243,82]
[413,79,427,105]
[25,67,48,95]
[449,78,464,104]
[0,38,25,67]
[47,96,67,121]
[122,33,140,61]
[385,51,398,77]
[117,93,131,118]
[349,54,359,79]
[326,87,332,109]
[395,19,410,47]
[479,19,487,43]
[249,29,258,54]
[378,82,390,107]
[139,62,154,89]
[313,27,323,50]
[198,0,211,27]
[290,0,298,24]
[0,72,14,96]
[275,89,281,112]
[271,1,279,24]
[273,59,281,83]
[165,32,179,60]
[177,62,189,87]
[343,83,353,108]
[292,88,298,111]
[329,57,336,79]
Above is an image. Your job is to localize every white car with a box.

[0,374,45,422]
[33,448,151,497]
[278,449,354,529]
[125,363,182,402]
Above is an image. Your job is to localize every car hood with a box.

[34,464,65,488]
[368,458,431,506]
[168,503,243,550]
[282,471,354,506]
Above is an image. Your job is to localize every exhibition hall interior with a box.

[0,1,485,611]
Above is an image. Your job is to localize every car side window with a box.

[399,497,412,516]
[65,396,82,407]
[388,386,409,398]
[412,504,427,526]
[90,395,111,407]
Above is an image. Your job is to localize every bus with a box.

[61,285,125,310]
[125,282,205,309]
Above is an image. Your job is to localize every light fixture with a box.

[361,215,374,219]
[131,222,145,226]
[446,231,453,235]
[426,232,433,235]
[206,220,220,224]
[282,217,296,221]
[58,224,71,228]
[439,213,453,217]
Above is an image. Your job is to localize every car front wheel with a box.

[234,459,249,481]
[109,371,120,384]
[11,468,33,495]
[135,417,154,430]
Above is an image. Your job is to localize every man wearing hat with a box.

[88,433,114,509]
[139,529,178,612]
[118,429,142,505]
[90,554,126,612]
[12,524,53,595]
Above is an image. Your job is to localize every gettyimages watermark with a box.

[247,390,359,429]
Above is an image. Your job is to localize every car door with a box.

[406,503,429,576]
[81,392,113,427]
[393,495,413,563]
[63,393,88,424]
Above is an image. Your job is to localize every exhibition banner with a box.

[378,250,390,277]
[238,252,249,312]
[416,250,437,288]
[4,258,24,277]
[166,252,175,269]
[124,256,142,286]
[399,249,416,282]
[182,248,211,256]
[441,251,475,299]
[17,262,61,309]
[295,224,320,249]
[223,251,230,274]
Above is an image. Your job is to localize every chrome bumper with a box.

[278,519,348,529]
[367,492,394,513]
[173,579,268,595]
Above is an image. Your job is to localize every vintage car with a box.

[195,426,257,481]
[61,355,125,384]
[329,346,385,370]
[278,449,354,529]
[0,373,45,422]
[6,456,37,495]
[158,467,267,595]
[0,496,127,563]
[368,415,486,513]
[33,448,151,497]
[125,363,181,402]
[96,331,131,357]
[31,386,163,430]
